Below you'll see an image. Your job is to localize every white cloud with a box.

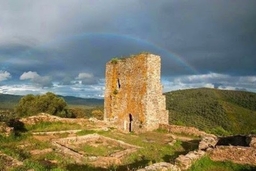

[0,70,11,81]
[239,76,256,83]
[20,71,52,87]
[76,72,93,79]
[0,84,46,95]
[20,71,40,80]
[218,86,237,91]
[75,72,98,85]
[187,72,228,82]
[163,72,256,93]
[174,72,230,84]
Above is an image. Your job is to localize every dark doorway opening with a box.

[129,114,133,132]
[117,79,121,89]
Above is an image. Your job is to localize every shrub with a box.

[15,92,67,117]
[111,58,119,64]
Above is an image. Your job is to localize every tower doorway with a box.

[129,114,133,132]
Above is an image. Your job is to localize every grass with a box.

[76,129,98,135]
[98,130,189,166]
[26,121,82,132]
[188,156,256,171]
[78,143,124,156]
[165,88,256,135]
[1,119,255,170]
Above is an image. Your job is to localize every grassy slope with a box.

[0,94,21,109]
[165,88,256,135]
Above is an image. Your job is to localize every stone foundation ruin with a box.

[52,133,141,167]
[104,53,169,132]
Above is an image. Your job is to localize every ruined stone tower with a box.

[104,53,168,132]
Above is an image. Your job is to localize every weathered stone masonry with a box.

[104,53,168,132]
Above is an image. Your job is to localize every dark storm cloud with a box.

[0,0,256,97]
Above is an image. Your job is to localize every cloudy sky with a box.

[0,0,256,98]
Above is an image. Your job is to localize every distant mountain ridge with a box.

[0,94,103,109]
[60,95,103,106]
[165,88,256,135]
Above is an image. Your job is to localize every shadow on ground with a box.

[66,159,151,171]
[164,139,200,163]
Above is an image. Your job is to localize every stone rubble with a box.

[209,146,256,166]
[0,122,14,136]
[175,150,206,170]
[198,134,218,151]
[137,162,181,171]
[0,151,23,168]
[249,136,256,148]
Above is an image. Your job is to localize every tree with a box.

[15,92,68,117]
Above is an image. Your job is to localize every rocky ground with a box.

[209,146,256,166]
[1,113,256,170]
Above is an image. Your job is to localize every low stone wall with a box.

[174,134,217,170]
[209,146,256,166]
[52,133,141,168]
[175,150,206,170]
[19,113,94,126]
[32,129,82,135]
[250,136,256,148]
[20,113,61,125]
[137,162,181,171]
[54,133,141,149]
[198,134,218,151]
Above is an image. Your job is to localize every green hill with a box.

[0,94,21,109]
[61,95,103,106]
[165,88,256,135]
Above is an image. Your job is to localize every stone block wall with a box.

[104,53,168,132]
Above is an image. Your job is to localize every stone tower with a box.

[104,53,168,132]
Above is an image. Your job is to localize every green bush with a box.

[251,129,256,134]
[111,57,119,64]
[15,92,67,117]
[210,126,231,136]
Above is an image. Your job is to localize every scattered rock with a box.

[249,136,256,148]
[0,151,23,169]
[30,148,53,155]
[32,129,82,135]
[175,150,205,170]
[198,134,218,151]
[0,122,14,136]
[168,139,177,146]
[209,146,256,166]
[137,162,180,171]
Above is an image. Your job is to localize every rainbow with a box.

[67,32,199,74]
[28,32,199,75]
